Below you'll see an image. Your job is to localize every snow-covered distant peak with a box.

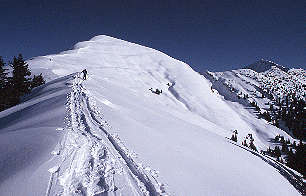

[244,59,289,73]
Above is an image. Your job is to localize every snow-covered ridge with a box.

[1,35,303,195]
[244,59,290,73]
[212,65,305,101]
[28,35,185,82]
[206,64,305,191]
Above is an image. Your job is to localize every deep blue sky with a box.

[0,0,304,71]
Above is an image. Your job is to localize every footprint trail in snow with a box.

[48,74,169,196]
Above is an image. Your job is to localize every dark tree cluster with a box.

[269,95,306,140]
[250,101,260,111]
[263,135,306,177]
[245,80,305,140]
[0,54,45,112]
[280,97,305,140]
[261,111,272,122]
[229,130,258,151]
[248,138,258,151]
[244,133,258,152]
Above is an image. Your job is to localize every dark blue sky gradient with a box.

[0,0,305,71]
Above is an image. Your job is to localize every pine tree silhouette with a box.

[249,138,257,151]
[0,57,9,111]
[11,54,32,103]
[0,54,46,112]
[230,130,238,142]
[31,73,45,88]
[0,57,7,88]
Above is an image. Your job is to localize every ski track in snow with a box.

[49,74,168,196]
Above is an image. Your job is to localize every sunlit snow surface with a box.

[0,35,302,195]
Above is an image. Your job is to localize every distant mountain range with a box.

[208,59,305,101]
[205,59,305,138]
[205,60,305,180]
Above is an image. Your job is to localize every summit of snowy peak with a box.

[73,35,127,49]
[28,34,189,82]
[244,59,289,73]
[89,34,125,42]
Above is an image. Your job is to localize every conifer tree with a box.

[295,141,305,176]
[267,146,271,153]
[0,54,45,112]
[230,130,238,142]
[249,138,257,151]
[269,104,273,111]
[242,139,248,147]
[11,54,32,101]
[31,73,45,89]
[0,57,7,88]
[274,146,281,158]
[281,142,288,153]
[0,57,9,111]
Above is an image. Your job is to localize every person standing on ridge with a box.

[82,69,87,80]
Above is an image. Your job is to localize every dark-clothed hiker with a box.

[82,69,87,80]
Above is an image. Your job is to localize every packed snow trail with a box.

[49,74,167,196]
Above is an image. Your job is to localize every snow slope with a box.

[0,35,303,195]
[206,64,305,139]
[0,75,73,195]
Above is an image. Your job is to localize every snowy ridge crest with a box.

[244,59,289,73]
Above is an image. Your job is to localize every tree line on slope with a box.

[270,96,305,140]
[213,71,305,177]
[263,135,305,178]
[0,54,45,112]
[230,131,305,177]
[225,69,305,140]
[237,88,304,141]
